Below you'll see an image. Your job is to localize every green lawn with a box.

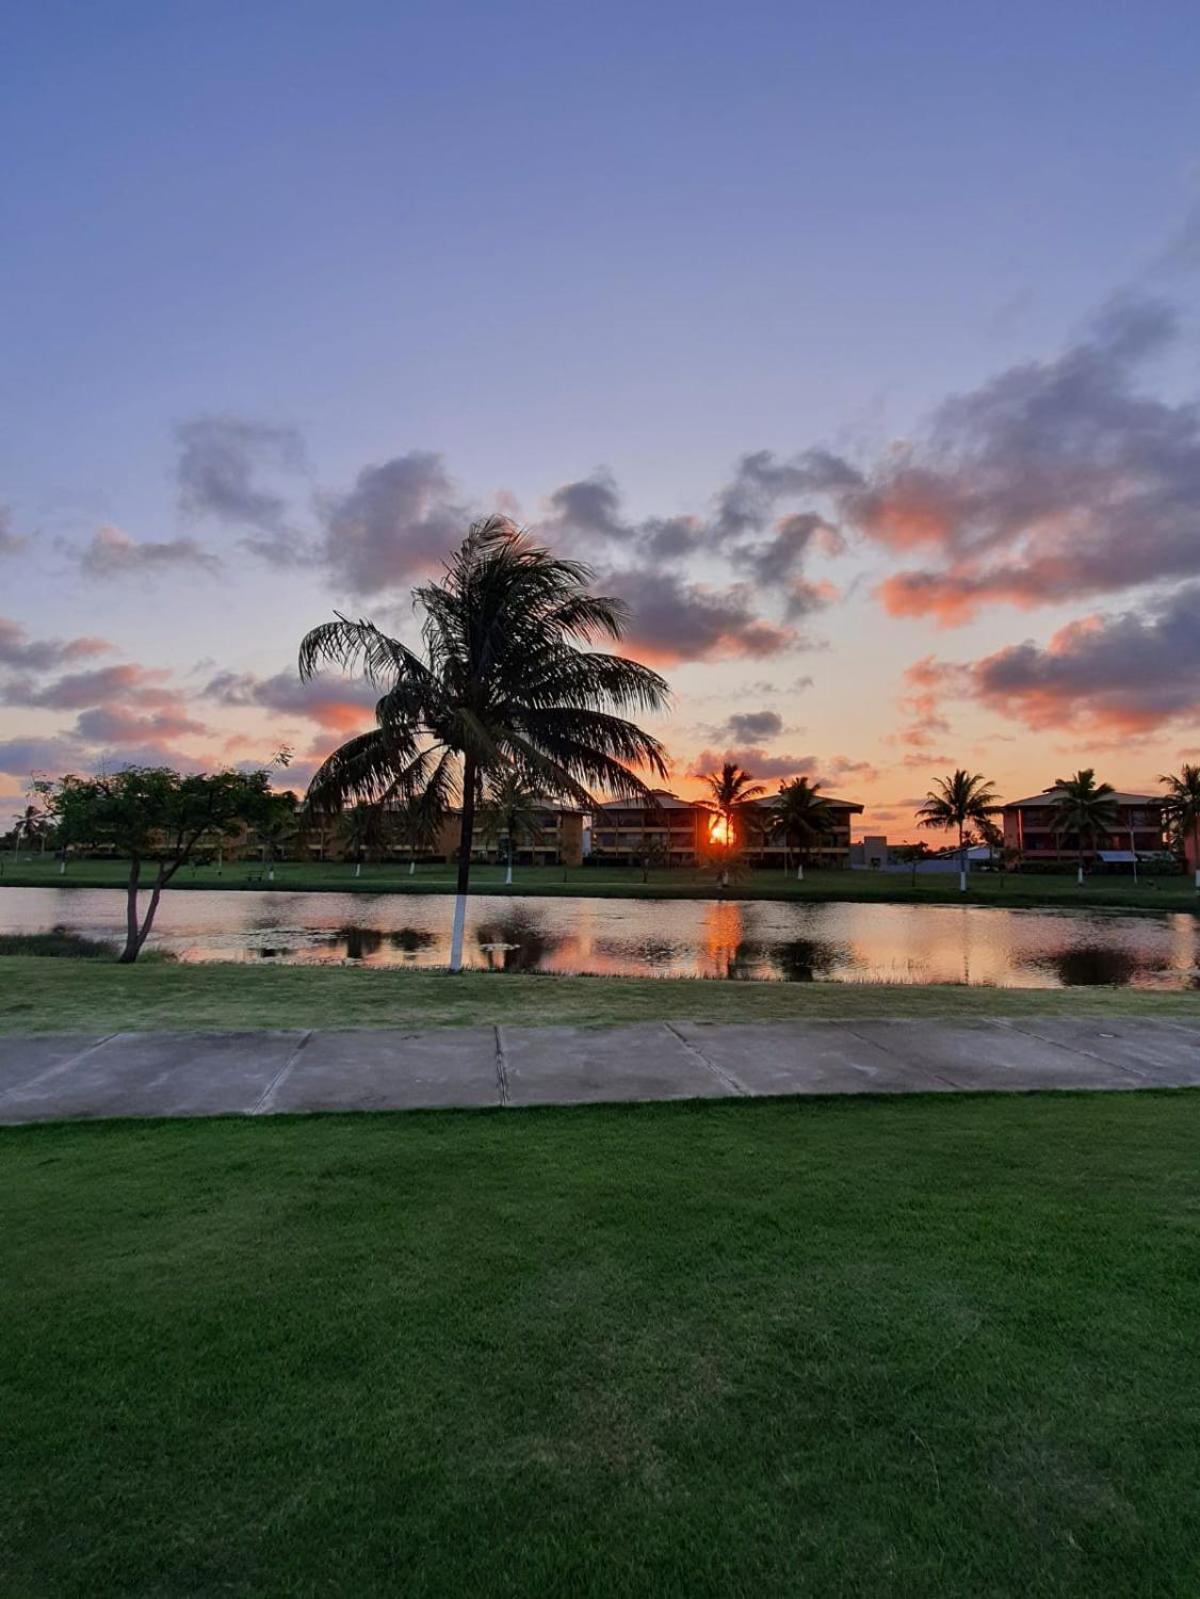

[5,1094,1199,1596]
[5,954,1200,1034]
[4,854,1199,912]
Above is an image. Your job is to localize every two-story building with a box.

[1001,788,1166,867]
[423,803,585,867]
[590,789,863,868]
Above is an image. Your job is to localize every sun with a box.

[708,813,733,847]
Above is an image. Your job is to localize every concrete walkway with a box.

[1,1016,1198,1124]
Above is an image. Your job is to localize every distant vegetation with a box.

[0,926,116,959]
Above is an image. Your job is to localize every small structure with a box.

[850,835,890,868]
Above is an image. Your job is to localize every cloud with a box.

[0,507,26,556]
[968,582,1200,734]
[712,449,863,540]
[205,668,379,732]
[690,746,817,780]
[688,746,875,787]
[318,451,468,594]
[0,736,88,779]
[0,618,110,673]
[78,524,220,579]
[605,569,796,663]
[72,707,209,744]
[1,662,175,711]
[177,415,306,534]
[720,709,784,742]
[853,296,1200,623]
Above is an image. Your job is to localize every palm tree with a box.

[299,518,669,970]
[772,777,833,880]
[480,772,541,886]
[1047,769,1119,885]
[392,784,447,876]
[1161,765,1200,890]
[257,795,298,882]
[701,762,766,888]
[339,802,384,878]
[916,769,1000,892]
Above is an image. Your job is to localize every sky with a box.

[3,0,1200,841]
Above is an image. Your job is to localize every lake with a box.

[2,886,1199,987]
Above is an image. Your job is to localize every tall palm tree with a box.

[256,794,298,882]
[700,762,766,888]
[339,801,384,878]
[299,518,669,970]
[1161,764,1200,890]
[1047,769,1119,885]
[392,784,448,876]
[480,772,541,886]
[916,769,1000,892]
[772,777,833,880]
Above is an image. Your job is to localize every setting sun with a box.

[708,813,733,847]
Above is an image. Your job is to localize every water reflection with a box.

[1,886,1197,989]
[1028,945,1157,988]
[474,909,563,971]
[771,937,849,983]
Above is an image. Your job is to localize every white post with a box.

[505,861,513,886]
[409,858,416,876]
[449,891,468,971]
[796,863,803,881]
[355,860,362,878]
[1077,863,1084,886]
[59,856,66,876]
[959,869,967,893]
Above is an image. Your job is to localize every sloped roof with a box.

[753,793,865,814]
[1005,788,1160,809]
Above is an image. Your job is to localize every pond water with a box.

[2,886,1199,987]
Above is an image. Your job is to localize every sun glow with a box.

[708,813,733,847]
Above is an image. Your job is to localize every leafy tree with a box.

[916,769,1000,892]
[299,518,669,970]
[43,766,278,962]
[480,772,541,886]
[700,762,766,887]
[1161,764,1200,889]
[1047,768,1119,885]
[772,777,833,880]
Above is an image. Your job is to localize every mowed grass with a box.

[5,1093,1200,1597]
[4,855,1199,912]
[5,954,1200,1034]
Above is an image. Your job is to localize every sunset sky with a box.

[4,1,1200,840]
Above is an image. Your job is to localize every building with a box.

[1001,788,1166,867]
[590,789,864,868]
[428,804,585,867]
[850,834,891,868]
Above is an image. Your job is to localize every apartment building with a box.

[590,788,864,868]
[1001,788,1166,865]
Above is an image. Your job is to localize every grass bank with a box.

[5,1093,1199,1596]
[4,856,1199,913]
[4,954,1200,1033]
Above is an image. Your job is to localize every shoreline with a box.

[1,862,1198,916]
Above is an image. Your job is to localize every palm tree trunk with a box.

[958,824,966,893]
[449,753,477,972]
